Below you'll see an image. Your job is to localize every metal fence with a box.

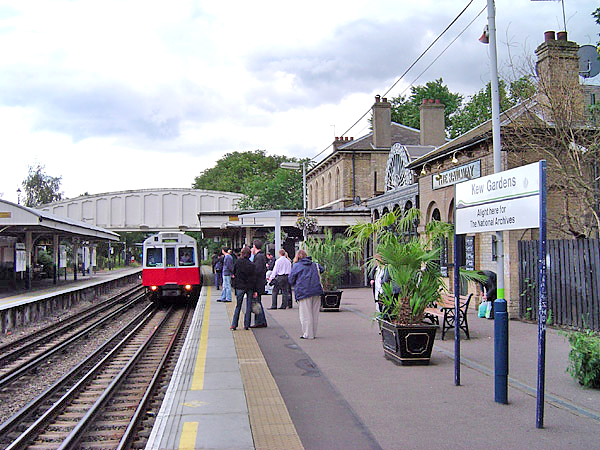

[518,239,600,331]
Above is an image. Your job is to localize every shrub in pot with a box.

[348,208,484,364]
[304,229,360,311]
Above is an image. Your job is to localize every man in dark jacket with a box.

[250,239,268,328]
[230,247,256,330]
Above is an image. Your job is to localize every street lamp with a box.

[16,188,21,205]
[280,161,307,241]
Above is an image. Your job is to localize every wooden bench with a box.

[424,293,473,340]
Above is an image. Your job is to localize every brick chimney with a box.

[419,99,446,146]
[372,95,391,149]
[535,30,583,121]
[535,30,579,88]
[333,136,354,151]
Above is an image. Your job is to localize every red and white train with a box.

[142,232,202,302]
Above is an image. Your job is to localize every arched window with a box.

[327,172,332,204]
[314,180,319,207]
[320,176,326,206]
[335,167,341,200]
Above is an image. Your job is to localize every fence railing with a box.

[518,239,600,331]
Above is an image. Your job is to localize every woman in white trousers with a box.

[288,249,324,340]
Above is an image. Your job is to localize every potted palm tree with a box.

[304,229,360,311]
[348,208,483,365]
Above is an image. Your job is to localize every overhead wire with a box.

[310,0,478,163]
[397,5,487,100]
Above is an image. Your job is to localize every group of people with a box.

[214,239,324,339]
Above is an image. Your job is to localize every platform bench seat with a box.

[424,293,473,340]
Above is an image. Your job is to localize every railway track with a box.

[3,301,192,450]
[0,285,146,391]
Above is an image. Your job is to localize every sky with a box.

[0,0,598,203]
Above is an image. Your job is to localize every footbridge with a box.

[40,189,244,232]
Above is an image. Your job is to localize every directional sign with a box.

[455,162,541,234]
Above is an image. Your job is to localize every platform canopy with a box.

[0,199,119,241]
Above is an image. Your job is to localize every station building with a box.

[306,30,600,317]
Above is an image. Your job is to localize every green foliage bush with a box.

[566,330,600,389]
[304,229,360,291]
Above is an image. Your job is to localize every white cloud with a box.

[0,0,597,203]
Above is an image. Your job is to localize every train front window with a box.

[146,248,163,267]
[166,247,176,267]
[179,247,195,266]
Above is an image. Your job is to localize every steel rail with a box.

[0,291,145,389]
[0,302,156,440]
[116,303,191,450]
[5,305,163,450]
[0,285,144,366]
[57,306,177,449]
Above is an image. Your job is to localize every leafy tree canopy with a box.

[448,76,535,138]
[22,164,63,207]
[390,78,462,130]
[192,150,305,210]
[237,164,306,210]
[192,150,293,193]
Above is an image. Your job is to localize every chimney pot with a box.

[335,137,339,141]
[350,137,353,140]
[544,31,555,42]
[382,98,387,102]
[375,95,381,102]
[429,99,434,103]
[556,31,567,41]
[422,99,427,104]
[435,99,440,104]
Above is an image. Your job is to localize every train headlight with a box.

[184,284,192,291]
[150,286,158,291]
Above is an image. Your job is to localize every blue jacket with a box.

[223,253,234,276]
[288,257,324,301]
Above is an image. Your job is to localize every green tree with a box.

[22,164,63,207]
[237,166,304,210]
[192,150,293,193]
[390,78,462,130]
[448,77,535,138]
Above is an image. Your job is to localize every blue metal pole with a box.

[454,230,461,386]
[536,160,548,428]
[494,297,508,403]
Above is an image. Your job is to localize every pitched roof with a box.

[309,122,421,175]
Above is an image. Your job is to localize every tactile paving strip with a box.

[226,302,304,450]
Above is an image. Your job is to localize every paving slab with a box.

[256,287,600,449]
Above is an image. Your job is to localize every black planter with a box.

[320,290,342,311]
[379,320,438,365]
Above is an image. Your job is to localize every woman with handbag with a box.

[288,249,324,340]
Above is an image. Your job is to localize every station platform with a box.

[146,280,600,450]
[0,266,142,311]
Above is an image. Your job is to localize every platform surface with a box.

[148,279,600,449]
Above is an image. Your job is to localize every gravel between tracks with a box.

[0,282,146,425]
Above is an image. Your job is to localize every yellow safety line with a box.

[191,285,211,390]
[178,422,199,450]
